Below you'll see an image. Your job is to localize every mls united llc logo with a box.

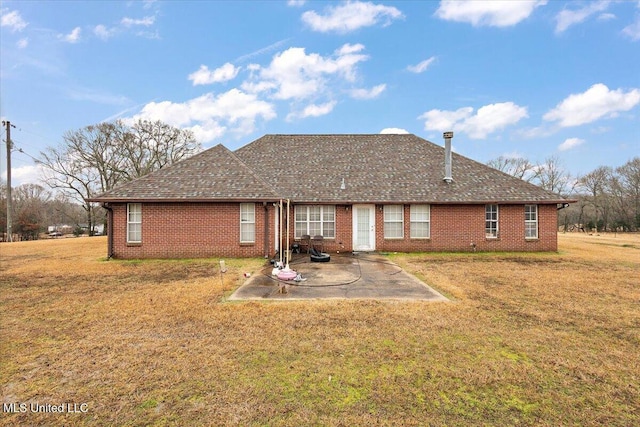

[3,402,88,414]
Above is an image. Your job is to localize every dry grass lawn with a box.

[1,233,638,426]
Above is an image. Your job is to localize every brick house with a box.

[91,134,572,259]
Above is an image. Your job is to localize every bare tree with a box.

[579,166,612,232]
[610,157,640,230]
[119,119,199,179]
[38,120,200,235]
[487,156,536,181]
[532,155,574,196]
[39,144,100,235]
[12,184,51,240]
[62,121,131,193]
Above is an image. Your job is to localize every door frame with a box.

[352,204,376,251]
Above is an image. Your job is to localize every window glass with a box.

[384,205,404,238]
[410,205,430,238]
[295,206,336,238]
[127,203,142,243]
[485,205,498,238]
[240,203,255,243]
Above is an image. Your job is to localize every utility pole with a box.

[3,120,15,242]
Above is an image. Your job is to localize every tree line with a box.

[0,183,87,240]
[1,123,637,239]
[487,155,640,232]
[1,119,199,240]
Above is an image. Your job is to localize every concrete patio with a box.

[228,252,449,301]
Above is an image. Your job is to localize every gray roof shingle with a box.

[93,134,569,204]
[235,134,568,204]
[92,144,278,202]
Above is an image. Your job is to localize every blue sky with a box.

[1,0,639,188]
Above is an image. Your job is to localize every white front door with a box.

[353,204,375,251]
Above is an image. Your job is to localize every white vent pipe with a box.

[443,131,453,183]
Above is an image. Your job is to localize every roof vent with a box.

[443,131,454,183]
[340,177,346,190]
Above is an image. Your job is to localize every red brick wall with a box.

[111,202,273,259]
[375,204,557,252]
[109,202,557,259]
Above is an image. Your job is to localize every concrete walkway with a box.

[228,252,448,301]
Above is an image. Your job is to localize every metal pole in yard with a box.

[2,120,15,242]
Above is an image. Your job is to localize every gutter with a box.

[263,202,269,259]
[102,203,114,259]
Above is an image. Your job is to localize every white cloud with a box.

[543,83,640,127]
[597,13,615,21]
[129,89,276,143]
[143,0,158,9]
[435,0,547,27]
[287,101,337,121]
[94,24,117,40]
[380,128,409,134]
[461,103,529,139]
[247,44,369,100]
[93,15,157,41]
[1,9,28,32]
[188,63,240,85]
[349,84,386,99]
[287,0,306,6]
[60,27,81,43]
[407,57,436,73]
[121,16,156,27]
[555,0,611,33]
[419,102,528,139]
[17,37,28,48]
[301,1,403,34]
[558,137,585,151]
[418,107,473,132]
[5,164,44,186]
[622,16,640,41]
[336,43,366,55]
[186,122,227,143]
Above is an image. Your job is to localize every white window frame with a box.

[294,205,336,238]
[240,203,255,243]
[384,205,404,239]
[410,205,431,239]
[127,203,142,243]
[525,204,538,239]
[485,204,499,238]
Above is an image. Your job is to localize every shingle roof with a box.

[235,134,568,204]
[92,144,278,202]
[93,134,569,204]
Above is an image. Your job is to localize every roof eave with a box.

[89,197,281,204]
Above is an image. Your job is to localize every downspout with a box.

[103,203,114,259]
[263,202,269,258]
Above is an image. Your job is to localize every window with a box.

[240,203,255,243]
[410,205,430,238]
[384,205,404,238]
[485,204,499,238]
[295,205,335,238]
[525,205,538,239]
[127,203,142,243]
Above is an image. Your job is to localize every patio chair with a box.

[300,235,311,253]
[311,235,324,253]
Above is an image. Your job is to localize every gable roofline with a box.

[235,134,573,205]
[91,134,576,205]
[90,143,280,202]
